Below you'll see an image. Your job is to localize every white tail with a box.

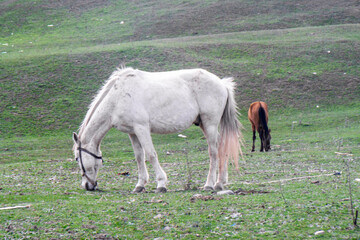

[218,78,243,174]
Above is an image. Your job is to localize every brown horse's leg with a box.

[252,130,256,152]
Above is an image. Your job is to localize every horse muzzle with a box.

[83,181,98,191]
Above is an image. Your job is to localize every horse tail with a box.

[218,78,244,172]
[258,105,269,135]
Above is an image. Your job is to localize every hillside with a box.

[1,0,360,47]
[1,0,360,136]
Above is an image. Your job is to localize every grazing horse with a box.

[73,67,243,192]
[248,101,271,152]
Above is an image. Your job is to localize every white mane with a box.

[78,67,135,138]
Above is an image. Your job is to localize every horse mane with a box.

[78,67,135,139]
[258,105,269,135]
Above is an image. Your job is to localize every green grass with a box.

[1,0,360,238]
[1,105,359,239]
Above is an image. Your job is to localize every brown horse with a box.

[248,101,271,152]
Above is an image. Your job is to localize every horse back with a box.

[109,68,229,134]
[248,101,268,131]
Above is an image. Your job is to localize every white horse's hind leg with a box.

[134,126,168,193]
[201,124,219,191]
[215,161,227,191]
[129,134,149,193]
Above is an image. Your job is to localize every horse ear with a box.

[73,132,79,144]
[269,129,271,133]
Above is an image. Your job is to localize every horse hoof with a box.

[214,183,224,191]
[203,186,214,191]
[133,186,145,193]
[155,187,167,193]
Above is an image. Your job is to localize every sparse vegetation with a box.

[1,0,359,239]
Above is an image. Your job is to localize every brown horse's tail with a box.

[218,78,244,173]
[258,105,269,135]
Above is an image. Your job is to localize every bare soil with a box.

[132,0,360,40]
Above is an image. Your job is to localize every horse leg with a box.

[224,159,228,184]
[201,124,219,191]
[252,130,256,152]
[134,126,167,193]
[129,134,149,193]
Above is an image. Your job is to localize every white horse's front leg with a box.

[129,134,149,193]
[147,150,168,193]
[134,126,168,193]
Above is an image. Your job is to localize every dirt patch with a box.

[43,0,112,14]
[133,0,360,40]
[0,0,112,22]
[0,0,17,8]
[190,194,223,202]
[93,234,114,240]
[43,0,110,8]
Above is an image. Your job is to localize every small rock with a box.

[192,194,202,198]
[217,190,234,195]
[314,230,325,235]
[164,226,172,231]
[230,213,241,218]
[153,214,162,219]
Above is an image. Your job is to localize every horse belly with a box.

[148,94,199,134]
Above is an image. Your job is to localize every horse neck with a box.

[79,113,112,150]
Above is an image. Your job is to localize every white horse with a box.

[72,67,243,192]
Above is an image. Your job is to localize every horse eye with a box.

[75,157,79,162]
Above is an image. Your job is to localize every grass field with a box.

[1,104,359,239]
[1,0,360,239]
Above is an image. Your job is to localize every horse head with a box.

[264,129,271,151]
[260,128,271,152]
[72,132,103,191]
